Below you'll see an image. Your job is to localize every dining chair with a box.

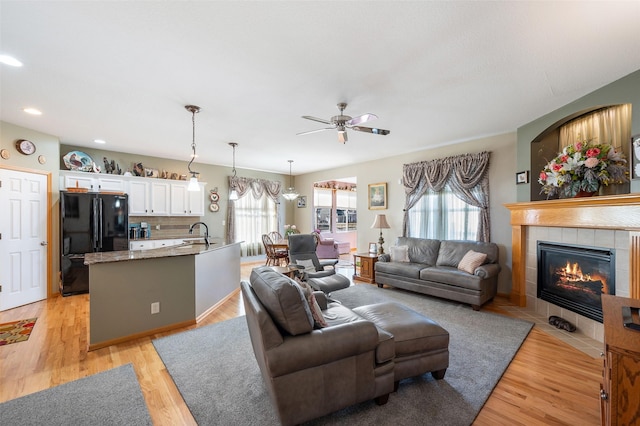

[262,234,289,266]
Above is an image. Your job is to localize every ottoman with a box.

[353,302,449,387]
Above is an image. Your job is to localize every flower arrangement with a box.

[538,140,628,198]
[284,224,298,236]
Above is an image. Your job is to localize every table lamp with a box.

[371,214,391,254]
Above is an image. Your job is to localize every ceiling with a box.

[2,1,640,176]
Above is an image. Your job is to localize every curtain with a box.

[226,176,282,255]
[402,151,491,242]
[559,104,631,149]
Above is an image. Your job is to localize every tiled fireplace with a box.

[506,194,640,343]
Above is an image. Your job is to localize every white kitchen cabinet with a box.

[149,181,170,215]
[170,182,205,216]
[128,180,150,215]
[60,171,125,192]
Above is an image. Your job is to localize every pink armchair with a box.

[314,232,341,259]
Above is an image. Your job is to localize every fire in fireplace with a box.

[537,241,615,323]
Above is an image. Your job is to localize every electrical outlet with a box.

[151,302,160,314]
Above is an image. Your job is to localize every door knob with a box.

[40,241,48,246]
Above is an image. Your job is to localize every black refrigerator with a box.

[60,191,129,296]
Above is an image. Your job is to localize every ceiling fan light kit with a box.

[298,102,390,143]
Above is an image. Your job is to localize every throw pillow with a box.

[458,250,488,274]
[295,278,327,328]
[296,259,317,272]
[390,245,410,262]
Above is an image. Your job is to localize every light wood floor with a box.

[0,261,602,425]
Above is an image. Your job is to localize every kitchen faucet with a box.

[189,222,209,246]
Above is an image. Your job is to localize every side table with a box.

[353,253,378,284]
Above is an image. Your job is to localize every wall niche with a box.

[530,104,632,201]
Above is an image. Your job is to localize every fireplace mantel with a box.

[505,194,640,305]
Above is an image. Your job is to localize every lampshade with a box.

[187,176,200,191]
[371,214,390,229]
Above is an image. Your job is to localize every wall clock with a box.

[16,139,36,155]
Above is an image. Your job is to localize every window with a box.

[314,189,332,231]
[407,185,480,240]
[336,190,357,231]
[313,187,357,232]
[234,192,278,256]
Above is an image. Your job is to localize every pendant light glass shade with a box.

[282,159,299,201]
[229,142,239,200]
[185,105,200,192]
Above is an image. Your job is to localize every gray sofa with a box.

[242,266,449,425]
[375,237,501,310]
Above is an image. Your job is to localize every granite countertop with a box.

[84,240,233,265]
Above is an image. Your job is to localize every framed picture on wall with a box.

[368,182,387,210]
[515,170,529,184]
[297,196,307,208]
[632,134,640,179]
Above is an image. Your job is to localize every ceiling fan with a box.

[297,102,390,143]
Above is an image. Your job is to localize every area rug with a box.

[153,285,533,425]
[0,363,152,425]
[0,317,37,346]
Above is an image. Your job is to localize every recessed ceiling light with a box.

[0,55,23,67]
[23,108,42,115]
[94,139,106,144]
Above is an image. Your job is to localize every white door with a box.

[0,168,48,311]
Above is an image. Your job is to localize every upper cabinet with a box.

[60,171,205,217]
[62,171,125,193]
[170,182,205,216]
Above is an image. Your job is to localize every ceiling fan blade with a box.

[297,127,333,136]
[347,113,377,126]
[352,126,390,136]
[338,130,348,144]
[302,115,332,125]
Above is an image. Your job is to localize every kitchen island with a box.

[85,240,241,351]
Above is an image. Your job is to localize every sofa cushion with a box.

[458,250,487,274]
[396,237,441,265]
[436,240,498,267]
[390,245,410,262]
[250,267,314,335]
[376,261,430,279]
[420,266,484,291]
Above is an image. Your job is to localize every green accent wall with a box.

[517,69,640,202]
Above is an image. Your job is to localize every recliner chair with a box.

[288,234,351,293]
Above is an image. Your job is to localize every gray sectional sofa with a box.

[375,237,501,310]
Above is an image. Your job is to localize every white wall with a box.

[293,132,517,294]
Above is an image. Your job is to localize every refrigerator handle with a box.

[92,198,99,251]
[98,198,104,250]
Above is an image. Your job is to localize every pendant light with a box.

[282,160,299,201]
[229,142,239,201]
[185,105,200,192]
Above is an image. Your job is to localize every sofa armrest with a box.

[266,321,380,376]
[378,253,391,262]
[313,291,328,310]
[474,263,500,279]
[319,238,336,245]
